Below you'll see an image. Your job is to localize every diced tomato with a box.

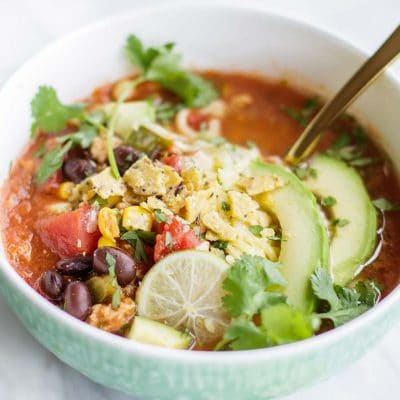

[161,153,183,174]
[187,111,208,131]
[36,205,100,258]
[154,217,200,262]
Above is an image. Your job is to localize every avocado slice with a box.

[129,316,193,349]
[304,154,377,285]
[250,160,329,313]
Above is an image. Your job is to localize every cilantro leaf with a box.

[125,35,218,107]
[331,218,350,228]
[311,267,381,327]
[321,196,336,207]
[221,201,231,212]
[372,198,400,212]
[316,305,369,327]
[35,124,98,184]
[292,164,317,180]
[217,320,269,351]
[31,86,84,135]
[211,240,228,250]
[355,280,381,306]
[121,230,155,262]
[57,124,97,149]
[310,267,341,311]
[249,225,263,237]
[283,97,318,127]
[35,142,72,184]
[217,304,314,351]
[112,287,122,310]
[222,254,286,318]
[154,209,170,223]
[154,101,184,123]
[260,303,314,345]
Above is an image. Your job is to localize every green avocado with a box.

[250,160,329,313]
[304,154,377,286]
[129,316,193,349]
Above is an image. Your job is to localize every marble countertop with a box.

[0,1,399,399]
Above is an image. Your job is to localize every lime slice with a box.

[136,250,230,347]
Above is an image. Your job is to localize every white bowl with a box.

[0,2,399,399]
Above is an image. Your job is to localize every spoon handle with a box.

[285,25,400,164]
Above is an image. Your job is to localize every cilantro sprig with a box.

[121,230,156,263]
[216,254,381,351]
[311,267,381,327]
[125,35,218,108]
[35,123,97,184]
[105,253,122,310]
[283,97,318,127]
[31,86,85,136]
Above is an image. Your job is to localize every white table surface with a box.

[0,0,399,399]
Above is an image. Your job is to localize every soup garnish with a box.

[2,35,400,351]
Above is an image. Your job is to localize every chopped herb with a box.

[221,201,231,212]
[35,142,72,184]
[292,164,317,180]
[105,253,121,310]
[106,253,116,271]
[165,231,173,249]
[154,101,183,123]
[212,240,228,250]
[154,209,170,223]
[112,288,121,310]
[331,218,350,227]
[249,225,263,237]
[311,266,381,327]
[283,97,318,127]
[57,124,97,149]
[325,130,381,168]
[35,123,98,184]
[372,198,400,211]
[222,254,286,319]
[31,86,85,136]
[321,196,337,207]
[121,230,156,262]
[33,143,46,158]
[348,157,380,167]
[125,35,217,107]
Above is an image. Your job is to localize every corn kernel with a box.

[98,207,120,239]
[107,195,122,207]
[58,181,75,200]
[122,206,153,231]
[98,236,116,248]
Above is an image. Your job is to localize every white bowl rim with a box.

[1,0,399,364]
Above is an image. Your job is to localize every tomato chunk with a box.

[154,217,200,262]
[161,153,183,174]
[36,205,100,258]
[187,111,208,131]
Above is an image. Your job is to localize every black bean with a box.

[56,255,93,277]
[93,246,136,286]
[62,158,96,183]
[64,282,92,320]
[40,271,64,300]
[114,145,140,174]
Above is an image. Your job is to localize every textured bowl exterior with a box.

[1,2,400,399]
[1,274,399,399]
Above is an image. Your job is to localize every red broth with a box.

[2,72,400,300]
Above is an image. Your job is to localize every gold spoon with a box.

[285,25,400,164]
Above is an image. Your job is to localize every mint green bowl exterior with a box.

[1,3,400,399]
